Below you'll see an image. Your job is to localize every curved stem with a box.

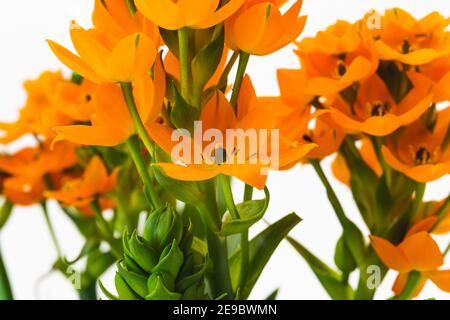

[230,52,250,110]
[120,82,154,155]
[126,135,162,209]
[178,28,191,102]
[217,51,239,89]
[40,202,62,259]
[310,159,347,225]
[0,238,13,300]
[394,271,422,300]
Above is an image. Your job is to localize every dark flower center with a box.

[371,102,390,117]
[415,147,432,165]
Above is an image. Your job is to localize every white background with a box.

[0,0,449,300]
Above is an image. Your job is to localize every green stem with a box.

[40,202,62,258]
[0,239,13,300]
[411,183,426,218]
[219,175,240,220]
[394,271,422,300]
[444,241,450,256]
[217,51,239,90]
[121,82,154,155]
[230,52,250,110]
[219,176,250,296]
[79,280,97,300]
[196,203,234,299]
[126,135,162,209]
[310,160,347,225]
[90,201,122,259]
[370,136,391,186]
[432,194,450,231]
[178,28,191,102]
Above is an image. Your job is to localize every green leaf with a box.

[334,235,357,273]
[229,212,302,299]
[99,280,119,300]
[0,200,13,229]
[221,187,270,236]
[191,30,224,92]
[265,288,279,300]
[170,85,199,132]
[287,237,353,300]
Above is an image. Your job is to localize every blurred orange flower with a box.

[225,0,306,55]
[52,79,97,122]
[294,20,378,96]
[0,142,77,205]
[329,74,433,136]
[53,56,166,147]
[369,9,450,65]
[135,0,245,30]
[0,71,72,144]
[382,107,450,182]
[371,227,450,296]
[46,155,119,215]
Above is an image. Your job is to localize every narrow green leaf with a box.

[287,237,353,300]
[229,212,302,299]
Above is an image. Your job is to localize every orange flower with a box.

[48,0,159,83]
[0,142,77,205]
[46,156,119,215]
[149,77,316,189]
[329,74,434,136]
[92,0,159,42]
[135,0,245,30]
[0,71,72,143]
[53,56,166,147]
[369,9,450,65]
[382,107,450,182]
[370,227,450,296]
[225,0,306,55]
[414,201,450,235]
[295,20,378,95]
[52,79,97,122]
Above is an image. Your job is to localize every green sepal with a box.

[170,85,200,131]
[191,29,224,93]
[152,240,184,282]
[114,272,141,300]
[145,275,182,300]
[128,231,159,273]
[117,261,148,298]
[220,187,270,236]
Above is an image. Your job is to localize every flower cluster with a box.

[0,1,449,301]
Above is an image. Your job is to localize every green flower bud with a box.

[112,205,208,300]
[143,205,183,252]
